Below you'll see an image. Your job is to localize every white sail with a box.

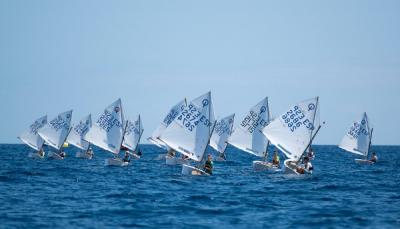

[160,91,215,162]
[210,114,235,154]
[148,99,186,148]
[66,114,92,150]
[84,99,126,154]
[228,97,270,157]
[38,110,73,150]
[339,112,371,157]
[122,115,144,151]
[262,97,320,161]
[18,115,47,151]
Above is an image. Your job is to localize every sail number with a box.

[163,104,185,126]
[281,105,314,132]
[214,119,232,136]
[348,122,368,139]
[74,121,90,136]
[125,121,141,136]
[50,116,69,131]
[30,120,46,134]
[241,110,268,134]
[97,110,123,132]
[177,104,212,132]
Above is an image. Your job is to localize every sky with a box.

[0,0,399,145]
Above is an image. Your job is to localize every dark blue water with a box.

[0,144,399,228]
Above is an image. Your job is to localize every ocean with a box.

[0,144,399,228]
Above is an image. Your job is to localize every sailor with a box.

[86,147,93,157]
[296,156,313,174]
[203,154,213,175]
[219,152,226,160]
[123,151,130,162]
[38,148,44,157]
[307,147,315,160]
[137,149,142,156]
[58,149,66,158]
[272,150,280,167]
[369,152,378,163]
[167,149,176,157]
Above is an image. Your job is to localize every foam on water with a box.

[0,144,399,228]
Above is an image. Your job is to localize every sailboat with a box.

[339,112,374,164]
[159,91,216,175]
[38,110,73,160]
[66,114,93,159]
[122,115,144,160]
[228,97,273,170]
[262,97,322,175]
[84,99,128,166]
[148,99,186,150]
[18,115,47,159]
[209,114,235,161]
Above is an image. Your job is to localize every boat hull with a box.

[252,160,280,172]
[165,155,188,165]
[28,152,45,159]
[48,152,65,160]
[105,158,129,167]
[355,159,375,165]
[75,151,93,159]
[181,164,209,176]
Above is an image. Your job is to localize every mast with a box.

[134,115,143,152]
[366,128,373,160]
[308,96,319,151]
[296,124,322,165]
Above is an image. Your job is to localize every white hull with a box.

[48,152,65,160]
[284,159,312,175]
[355,159,375,165]
[28,152,45,159]
[165,155,188,165]
[252,160,280,172]
[105,158,129,167]
[181,164,210,176]
[155,154,167,160]
[75,151,93,159]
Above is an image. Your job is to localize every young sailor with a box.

[86,147,94,157]
[296,156,313,174]
[123,151,131,163]
[307,147,315,160]
[218,152,226,161]
[38,148,45,158]
[58,150,66,158]
[369,152,378,163]
[203,154,214,175]
[272,150,280,167]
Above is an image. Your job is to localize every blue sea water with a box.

[0,144,399,228]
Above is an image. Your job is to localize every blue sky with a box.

[1,0,399,144]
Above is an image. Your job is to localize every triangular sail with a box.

[38,110,73,150]
[339,112,371,157]
[228,97,270,157]
[160,91,215,162]
[18,115,47,151]
[148,99,186,148]
[84,99,125,154]
[210,114,235,154]
[122,115,144,151]
[262,97,320,161]
[66,114,92,150]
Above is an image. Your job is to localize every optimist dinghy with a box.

[209,114,235,162]
[66,114,93,159]
[228,97,276,171]
[122,115,144,160]
[262,97,322,175]
[159,91,216,176]
[38,110,73,160]
[18,115,48,159]
[84,99,129,167]
[339,112,375,164]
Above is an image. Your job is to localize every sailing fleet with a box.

[18,92,378,175]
